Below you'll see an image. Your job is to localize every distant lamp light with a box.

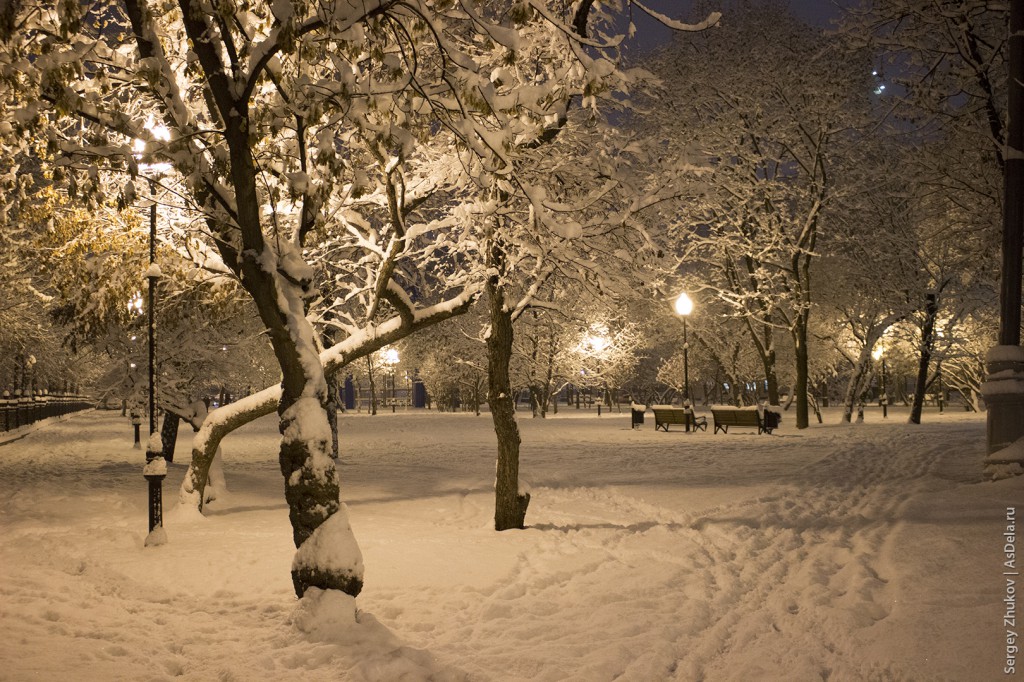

[873,345,888,419]
[127,292,144,315]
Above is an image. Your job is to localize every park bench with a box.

[711,407,779,434]
[651,405,707,432]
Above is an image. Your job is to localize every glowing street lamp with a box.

[674,292,694,410]
[872,345,888,419]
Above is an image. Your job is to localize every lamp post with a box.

[135,120,171,547]
[674,292,695,432]
[383,347,400,413]
[674,292,694,406]
[937,363,944,414]
[872,345,888,419]
[583,326,611,415]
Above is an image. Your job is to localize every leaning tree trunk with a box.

[178,291,480,513]
[909,293,938,425]
[841,349,873,423]
[486,272,530,531]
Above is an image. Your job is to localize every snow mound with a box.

[292,586,357,637]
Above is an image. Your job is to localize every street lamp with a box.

[135,119,172,547]
[674,292,694,409]
[872,345,888,419]
[582,326,611,414]
[383,347,400,413]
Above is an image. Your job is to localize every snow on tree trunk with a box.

[178,294,479,510]
[486,269,530,532]
[204,447,227,504]
[180,393,278,511]
[842,350,873,424]
[279,395,362,598]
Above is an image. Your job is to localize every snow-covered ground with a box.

[0,406,1019,681]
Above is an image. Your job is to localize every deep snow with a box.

[0,406,1019,681]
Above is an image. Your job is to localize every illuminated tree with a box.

[643,2,874,427]
[0,0,718,597]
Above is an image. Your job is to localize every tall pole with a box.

[881,357,887,419]
[985,0,1024,461]
[682,316,690,404]
[143,176,166,546]
[148,183,157,438]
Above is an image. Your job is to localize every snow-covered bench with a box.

[711,406,779,434]
[651,405,707,432]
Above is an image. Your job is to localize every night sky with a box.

[627,0,852,53]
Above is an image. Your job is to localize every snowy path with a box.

[360,425,945,681]
[0,408,1019,681]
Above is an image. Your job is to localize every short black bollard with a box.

[143,452,167,547]
[131,413,142,448]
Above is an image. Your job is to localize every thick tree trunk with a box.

[486,275,529,531]
[793,313,810,429]
[765,350,781,406]
[909,293,938,425]
[160,411,180,462]
[757,324,780,405]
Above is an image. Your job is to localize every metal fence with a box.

[0,391,94,433]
